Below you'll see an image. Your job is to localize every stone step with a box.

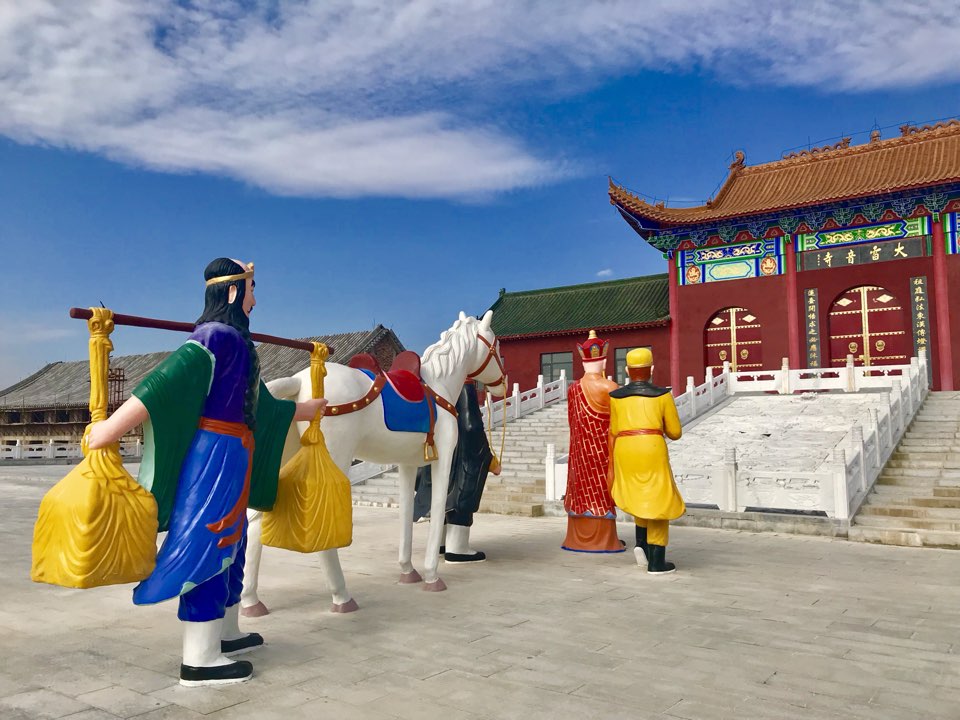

[887,458,960,469]
[865,493,960,508]
[477,500,543,517]
[879,466,960,479]
[935,487,960,497]
[858,504,960,519]
[853,514,960,532]
[847,525,960,549]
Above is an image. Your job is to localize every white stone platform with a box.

[670,392,892,473]
[3,466,960,719]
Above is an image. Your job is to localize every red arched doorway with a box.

[704,307,763,372]
[827,286,910,367]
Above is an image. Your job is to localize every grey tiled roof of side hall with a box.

[0,325,402,409]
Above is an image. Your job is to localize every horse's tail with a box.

[266,375,302,401]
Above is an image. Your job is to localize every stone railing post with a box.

[559,369,568,398]
[13,438,22,460]
[850,425,867,492]
[545,443,556,501]
[686,376,696,416]
[832,447,850,520]
[868,408,883,468]
[537,374,545,410]
[723,361,733,395]
[47,438,55,459]
[890,378,904,431]
[845,354,856,392]
[780,357,791,395]
[705,366,715,406]
[136,438,143,458]
[720,447,738,512]
[512,383,521,420]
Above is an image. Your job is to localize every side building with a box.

[0,325,404,455]
[489,275,670,391]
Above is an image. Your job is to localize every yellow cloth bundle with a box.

[262,343,352,552]
[31,308,159,588]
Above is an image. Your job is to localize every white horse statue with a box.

[241,310,506,614]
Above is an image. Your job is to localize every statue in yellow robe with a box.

[607,347,685,574]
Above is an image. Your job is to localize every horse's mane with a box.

[421,315,476,380]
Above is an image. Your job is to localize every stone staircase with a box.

[849,391,960,548]
[351,401,569,517]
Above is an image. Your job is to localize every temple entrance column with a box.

[668,254,681,392]
[784,237,802,368]
[932,216,954,390]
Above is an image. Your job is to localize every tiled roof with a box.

[611,119,960,226]
[489,275,669,338]
[0,326,402,409]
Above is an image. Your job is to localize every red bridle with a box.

[467,334,506,389]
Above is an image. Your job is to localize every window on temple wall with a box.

[56,410,69,423]
[827,286,909,368]
[540,352,573,383]
[31,411,45,424]
[704,308,763,372]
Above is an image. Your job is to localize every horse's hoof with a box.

[423,578,447,592]
[240,601,269,618]
[330,598,360,614]
[399,569,423,584]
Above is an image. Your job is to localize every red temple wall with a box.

[673,273,791,387]
[796,255,940,384]
[947,252,960,388]
[497,325,671,394]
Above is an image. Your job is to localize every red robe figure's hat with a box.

[576,330,609,361]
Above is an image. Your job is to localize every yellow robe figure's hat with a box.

[626,347,654,368]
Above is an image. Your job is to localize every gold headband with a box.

[205,262,254,287]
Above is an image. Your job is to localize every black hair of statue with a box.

[196,257,261,429]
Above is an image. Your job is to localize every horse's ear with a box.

[458,311,467,322]
[480,310,493,331]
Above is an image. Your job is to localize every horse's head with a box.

[464,310,507,397]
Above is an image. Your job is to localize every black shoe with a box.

[444,550,486,563]
[180,660,253,687]
[647,544,676,575]
[635,526,648,562]
[221,633,264,657]
[439,546,445,555]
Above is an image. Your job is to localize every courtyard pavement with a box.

[2,465,960,720]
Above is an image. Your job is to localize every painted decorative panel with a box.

[800,235,926,271]
[679,238,783,286]
[945,212,958,254]
[797,217,930,252]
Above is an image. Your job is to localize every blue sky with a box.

[1,1,959,387]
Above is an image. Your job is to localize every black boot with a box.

[180,660,253,687]
[647,544,676,575]
[634,526,648,565]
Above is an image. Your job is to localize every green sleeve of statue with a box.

[249,382,296,511]
[132,342,213,532]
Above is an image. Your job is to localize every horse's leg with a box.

[323,438,360,613]
[320,549,357,613]
[397,464,422,583]
[423,449,453,591]
[239,509,269,617]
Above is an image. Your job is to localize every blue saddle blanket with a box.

[360,369,435,433]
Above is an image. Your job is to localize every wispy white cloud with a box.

[596,268,614,278]
[0,1,957,199]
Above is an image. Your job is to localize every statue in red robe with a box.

[562,331,624,553]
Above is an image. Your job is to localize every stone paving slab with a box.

[3,466,960,719]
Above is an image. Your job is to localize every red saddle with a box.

[348,351,424,402]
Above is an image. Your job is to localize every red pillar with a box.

[932,215,954,390]
[783,236,802,368]
[668,254,681,393]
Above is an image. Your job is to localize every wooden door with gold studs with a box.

[827,286,909,367]
[704,307,763,373]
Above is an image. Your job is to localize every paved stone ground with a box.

[3,466,960,720]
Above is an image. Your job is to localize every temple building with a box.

[493,120,960,394]
[0,325,404,453]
